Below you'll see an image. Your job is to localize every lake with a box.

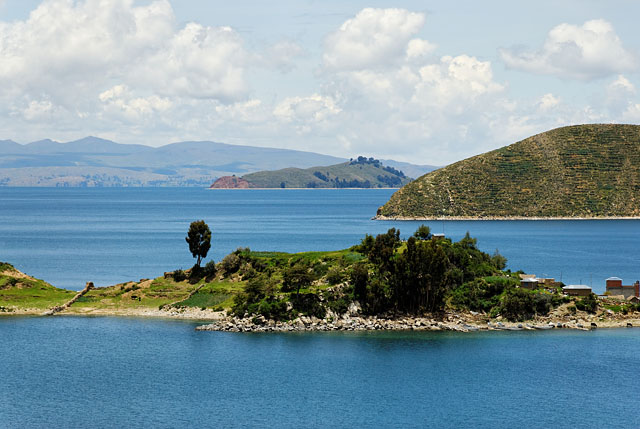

[2,187,640,428]
[1,187,639,292]
[1,316,639,428]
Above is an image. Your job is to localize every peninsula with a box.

[210,156,415,189]
[2,229,639,332]
[376,124,640,219]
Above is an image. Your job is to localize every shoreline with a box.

[195,313,640,332]
[208,187,402,190]
[374,215,640,221]
[3,307,639,332]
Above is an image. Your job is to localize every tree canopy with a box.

[186,220,211,268]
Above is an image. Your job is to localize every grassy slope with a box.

[0,249,361,313]
[242,161,412,188]
[378,124,640,218]
[0,263,75,309]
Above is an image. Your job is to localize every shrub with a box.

[220,253,241,276]
[173,269,187,282]
[575,293,598,314]
[202,260,217,278]
[239,264,258,280]
[499,288,535,321]
[291,293,326,319]
[325,267,344,285]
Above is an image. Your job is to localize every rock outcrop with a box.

[209,176,253,189]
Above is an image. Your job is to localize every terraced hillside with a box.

[376,124,640,218]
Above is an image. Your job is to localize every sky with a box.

[0,0,639,164]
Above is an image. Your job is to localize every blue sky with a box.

[0,0,639,164]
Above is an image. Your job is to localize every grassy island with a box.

[3,228,640,331]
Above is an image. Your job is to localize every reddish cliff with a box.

[209,176,254,189]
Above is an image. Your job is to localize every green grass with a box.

[0,274,75,309]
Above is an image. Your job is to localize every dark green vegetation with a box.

[211,228,566,322]
[378,124,640,218]
[216,156,413,188]
[185,220,211,268]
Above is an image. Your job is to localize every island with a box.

[376,124,640,219]
[2,227,639,332]
[210,156,413,189]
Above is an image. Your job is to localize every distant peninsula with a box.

[376,124,640,219]
[210,156,414,189]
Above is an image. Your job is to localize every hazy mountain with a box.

[0,136,437,187]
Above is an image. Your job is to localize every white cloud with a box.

[323,8,426,71]
[406,38,437,61]
[608,75,635,94]
[538,93,560,111]
[274,94,341,134]
[500,19,638,80]
[0,0,282,113]
[138,22,249,101]
[99,85,172,123]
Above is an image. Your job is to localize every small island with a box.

[2,223,639,332]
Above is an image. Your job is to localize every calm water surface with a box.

[0,187,639,291]
[1,316,639,428]
[2,188,640,427]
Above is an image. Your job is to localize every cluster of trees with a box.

[350,227,506,315]
[348,156,406,178]
[376,175,403,187]
[181,220,578,323]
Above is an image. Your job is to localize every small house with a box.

[562,285,592,297]
[520,278,539,290]
[605,277,639,299]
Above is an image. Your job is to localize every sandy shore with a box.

[0,306,227,321]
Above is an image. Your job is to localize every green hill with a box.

[376,124,640,219]
[212,157,413,188]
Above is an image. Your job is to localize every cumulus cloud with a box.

[406,38,437,61]
[0,0,310,146]
[323,8,425,71]
[310,9,511,161]
[538,93,560,111]
[0,0,254,105]
[500,19,639,80]
[99,85,172,123]
[274,95,341,134]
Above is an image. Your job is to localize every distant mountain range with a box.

[211,156,414,189]
[0,136,437,187]
[376,124,640,219]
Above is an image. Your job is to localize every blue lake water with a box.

[2,187,640,427]
[0,187,639,292]
[1,316,639,428]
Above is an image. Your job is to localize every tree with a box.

[413,225,432,240]
[282,262,314,297]
[185,220,211,268]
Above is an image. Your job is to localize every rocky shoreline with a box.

[195,312,640,333]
